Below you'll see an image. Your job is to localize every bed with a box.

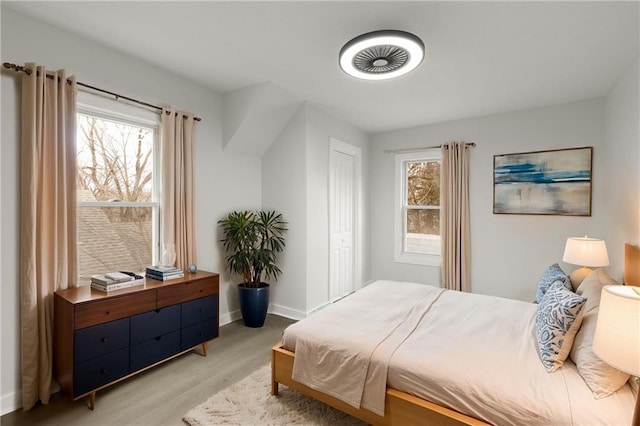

[271,244,639,425]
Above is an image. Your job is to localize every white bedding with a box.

[282,280,635,425]
[287,281,444,415]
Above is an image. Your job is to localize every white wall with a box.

[1,7,262,414]
[371,99,614,302]
[604,58,640,263]
[262,107,308,319]
[305,105,371,311]
[262,104,371,316]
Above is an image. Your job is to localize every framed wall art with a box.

[493,146,592,216]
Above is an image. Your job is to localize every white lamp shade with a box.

[562,237,610,267]
[593,285,640,376]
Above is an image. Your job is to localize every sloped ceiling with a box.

[223,82,303,157]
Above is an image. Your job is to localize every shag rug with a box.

[183,365,366,425]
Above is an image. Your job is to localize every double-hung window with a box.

[394,149,442,266]
[76,95,160,282]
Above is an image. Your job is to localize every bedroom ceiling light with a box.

[339,30,425,80]
[562,236,610,285]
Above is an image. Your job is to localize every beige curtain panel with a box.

[441,142,472,292]
[20,63,78,410]
[161,107,197,270]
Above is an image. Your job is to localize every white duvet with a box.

[282,280,635,425]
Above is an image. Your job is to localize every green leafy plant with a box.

[218,210,287,288]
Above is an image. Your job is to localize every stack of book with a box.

[145,265,184,281]
[91,271,144,292]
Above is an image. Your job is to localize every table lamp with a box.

[562,236,610,286]
[593,285,640,426]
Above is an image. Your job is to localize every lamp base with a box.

[569,267,592,289]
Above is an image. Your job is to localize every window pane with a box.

[407,208,440,235]
[405,208,440,255]
[77,114,154,202]
[78,206,152,280]
[406,161,440,206]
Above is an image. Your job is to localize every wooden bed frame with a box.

[271,244,640,426]
[271,344,487,426]
[625,243,640,286]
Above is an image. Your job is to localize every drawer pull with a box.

[105,311,110,315]
[101,338,108,343]
[100,368,108,375]
[199,289,203,293]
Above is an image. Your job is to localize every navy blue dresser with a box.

[53,271,219,409]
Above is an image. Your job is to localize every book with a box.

[105,271,134,281]
[91,274,132,286]
[91,278,144,292]
[145,268,183,276]
[145,272,184,281]
[146,265,182,274]
[145,266,184,281]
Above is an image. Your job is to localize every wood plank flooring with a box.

[1,314,295,426]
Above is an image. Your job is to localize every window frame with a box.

[76,93,161,280]
[394,149,442,266]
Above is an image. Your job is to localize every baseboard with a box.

[1,390,20,416]
[0,380,62,416]
[306,301,331,316]
[268,304,306,321]
[219,309,242,326]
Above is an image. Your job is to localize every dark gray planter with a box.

[238,283,270,328]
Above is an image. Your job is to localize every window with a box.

[394,149,442,266]
[76,99,159,282]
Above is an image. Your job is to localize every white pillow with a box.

[570,269,630,398]
[576,268,617,313]
[536,280,586,372]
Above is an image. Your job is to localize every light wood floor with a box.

[1,314,295,426]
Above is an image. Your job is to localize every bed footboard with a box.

[271,344,487,426]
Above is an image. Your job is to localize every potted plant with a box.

[218,210,287,327]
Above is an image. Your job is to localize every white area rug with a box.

[183,365,366,425]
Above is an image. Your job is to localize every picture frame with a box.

[493,146,592,216]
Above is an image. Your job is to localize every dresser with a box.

[53,271,219,409]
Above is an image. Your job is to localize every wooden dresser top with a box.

[55,271,219,305]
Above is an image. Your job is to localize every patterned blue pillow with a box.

[536,280,586,372]
[535,263,571,303]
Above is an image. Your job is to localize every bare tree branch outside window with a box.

[76,113,156,280]
[406,161,440,236]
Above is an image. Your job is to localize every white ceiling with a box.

[5,1,639,133]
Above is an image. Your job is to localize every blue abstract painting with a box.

[494,147,592,215]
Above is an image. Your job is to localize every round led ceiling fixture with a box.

[339,30,425,80]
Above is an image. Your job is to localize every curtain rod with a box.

[2,62,202,122]
[384,142,476,154]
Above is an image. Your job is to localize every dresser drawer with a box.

[74,348,129,397]
[182,295,218,328]
[75,291,156,329]
[130,330,180,371]
[157,277,218,308]
[181,320,218,350]
[74,318,129,364]
[130,305,180,345]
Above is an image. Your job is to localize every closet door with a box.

[329,138,360,301]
